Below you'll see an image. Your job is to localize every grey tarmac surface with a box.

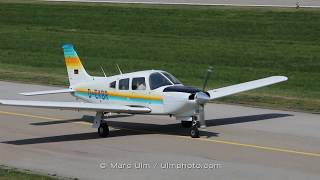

[0,81,319,180]
[47,0,320,7]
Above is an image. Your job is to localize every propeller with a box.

[202,66,213,91]
[195,66,213,129]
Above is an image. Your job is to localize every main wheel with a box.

[190,125,200,138]
[181,121,192,128]
[98,123,109,137]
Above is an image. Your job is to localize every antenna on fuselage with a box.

[116,64,123,75]
[100,66,107,78]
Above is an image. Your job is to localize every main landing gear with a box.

[93,112,110,137]
[98,122,109,137]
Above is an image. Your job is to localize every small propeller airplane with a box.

[0,44,288,138]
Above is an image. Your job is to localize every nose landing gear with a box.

[190,116,200,138]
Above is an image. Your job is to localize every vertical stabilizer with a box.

[62,44,92,86]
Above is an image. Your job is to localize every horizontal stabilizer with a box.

[208,76,288,100]
[20,89,74,96]
[0,100,151,114]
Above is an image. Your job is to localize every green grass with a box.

[0,166,57,180]
[0,1,319,112]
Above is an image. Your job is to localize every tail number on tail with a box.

[88,89,108,100]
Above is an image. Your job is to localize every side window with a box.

[110,81,116,89]
[149,72,172,90]
[119,78,129,90]
[132,77,146,90]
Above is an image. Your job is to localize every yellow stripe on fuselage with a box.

[108,91,163,101]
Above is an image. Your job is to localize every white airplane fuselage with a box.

[70,70,198,119]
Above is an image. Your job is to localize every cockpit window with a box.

[119,78,129,90]
[161,72,181,84]
[149,72,172,90]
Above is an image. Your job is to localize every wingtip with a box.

[280,76,288,81]
[272,76,288,81]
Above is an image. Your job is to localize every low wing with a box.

[20,88,74,96]
[208,76,288,100]
[0,100,151,114]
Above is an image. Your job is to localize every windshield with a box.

[161,72,182,84]
[149,72,173,90]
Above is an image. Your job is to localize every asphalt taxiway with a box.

[0,81,319,180]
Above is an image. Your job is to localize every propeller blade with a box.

[202,66,213,91]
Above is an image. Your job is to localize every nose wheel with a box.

[190,117,200,138]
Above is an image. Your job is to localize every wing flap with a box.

[20,89,74,96]
[0,100,151,114]
[208,76,288,100]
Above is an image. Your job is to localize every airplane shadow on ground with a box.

[2,113,292,145]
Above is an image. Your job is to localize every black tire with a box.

[98,123,109,137]
[181,121,192,128]
[190,125,200,138]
